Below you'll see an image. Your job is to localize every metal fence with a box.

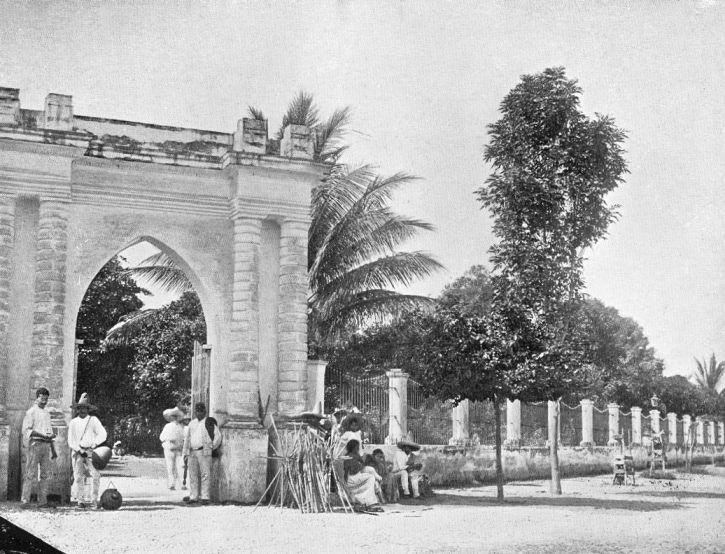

[521,401,548,446]
[408,378,452,445]
[560,401,582,446]
[325,369,389,444]
[593,406,609,446]
[469,400,506,445]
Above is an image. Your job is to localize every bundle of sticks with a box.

[257,417,354,514]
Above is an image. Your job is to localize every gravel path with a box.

[1,457,724,553]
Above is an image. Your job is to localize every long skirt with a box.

[346,471,378,506]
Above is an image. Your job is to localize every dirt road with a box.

[1,457,724,553]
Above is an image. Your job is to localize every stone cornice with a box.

[230,196,310,223]
[0,168,71,201]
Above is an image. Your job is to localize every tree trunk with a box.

[494,397,505,501]
[549,399,562,495]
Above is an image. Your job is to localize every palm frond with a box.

[691,354,725,391]
[314,107,351,163]
[247,106,266,121]
[277,91,319,140]
[102,309,159,347]
[124,252,192,295]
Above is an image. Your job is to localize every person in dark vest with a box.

[182,403,221,505]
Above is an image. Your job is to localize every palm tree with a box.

[112,94,442,353]
[692,353,725,392]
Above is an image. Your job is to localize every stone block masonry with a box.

[0,86,326,502]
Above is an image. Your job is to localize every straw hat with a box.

[397,439,421,451]
[71,393,97,411]
[163,407,185,422]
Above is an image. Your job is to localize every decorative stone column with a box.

[707,420,716,445]
[450,399,470,446]
[667,413,677,445]
[579,399,594,446]
[306,359,327,412]
[631,406,642,445]
[28,200,72,500]
[277,218,309,417]
[504,399,521,447]
[220,214,267,503]
[607,403,620,446]
[650,409,660,436]
[0,196,14,500]
[696,417,705,445]
[385,369,408,444]
[683,414,692,445]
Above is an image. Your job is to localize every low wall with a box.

[363,443,725,487]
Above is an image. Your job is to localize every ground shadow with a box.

[426,492,684,512]
[625,490,725,500]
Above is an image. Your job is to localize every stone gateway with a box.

[0,87,326,502]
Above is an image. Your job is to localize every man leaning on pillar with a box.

[21,387,58,508]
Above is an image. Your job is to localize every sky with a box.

[1,0,724,377]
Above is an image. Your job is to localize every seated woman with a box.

[365,448,397,503]
[343,439,382,512]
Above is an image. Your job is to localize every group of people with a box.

[22,388,107,509]
[305,406,427,513]
[21,386,222,509]
[159,402,222,505]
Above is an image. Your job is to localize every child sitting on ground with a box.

[365,448,397,503]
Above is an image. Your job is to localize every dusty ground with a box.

[1,456,724,553]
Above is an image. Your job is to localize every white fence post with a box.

[306,359,327,412]
[385,369,408,444]
[607,403,620,446]
[580,399,593,446]
[696,417,705,445]
[667,412,677,445]
[505,399,522,447]
[631,407,642,445]
[450,399,470,445]
[650,409,661,436]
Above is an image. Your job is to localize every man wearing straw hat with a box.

[68,393,107,509]
[182,403,221,505]
[160,406,186,490]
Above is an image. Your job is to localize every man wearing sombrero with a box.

[159,406,187,490]
[393,439,422,499]
[67,393,107,508]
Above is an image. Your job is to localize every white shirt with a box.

[159,421,185,451]
[392,449,410,472]
[183,417,221,455]
[22,404,53,444]
[68,415,107,453]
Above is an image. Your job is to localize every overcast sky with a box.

[2,0,724,377]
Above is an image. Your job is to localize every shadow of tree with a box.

[624,490,725,500]
[428,493,684,512]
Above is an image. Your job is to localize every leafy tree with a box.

[75,257,147,439]
[438,265,494,316]
[691,354,725,393]
[576,298,664,408]
[476,67,628,494]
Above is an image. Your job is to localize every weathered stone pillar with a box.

[718,421,725,446]
[631,406,642,445]
[667,412,677,445]
[696,416,705,445]
[306,359,327,412]
[707,420,716,445]
[30,199,71,500]
[450,399,470,445]
[277,218,308,416]
[220,214,267,503]
[650,409,660,436]
[683,414,692,445]
[505,399,521,447]
[385,369,408,444]
[607,403,620,446]
[0,196,14,500]
[579,399,594,446]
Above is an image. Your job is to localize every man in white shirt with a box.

[67,393,107,509]
[21,387,57,507]
[159,407,186,490]
[393,440,422,499]
[182,403,221,504]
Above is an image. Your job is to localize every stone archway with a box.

[0,87,325,501]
